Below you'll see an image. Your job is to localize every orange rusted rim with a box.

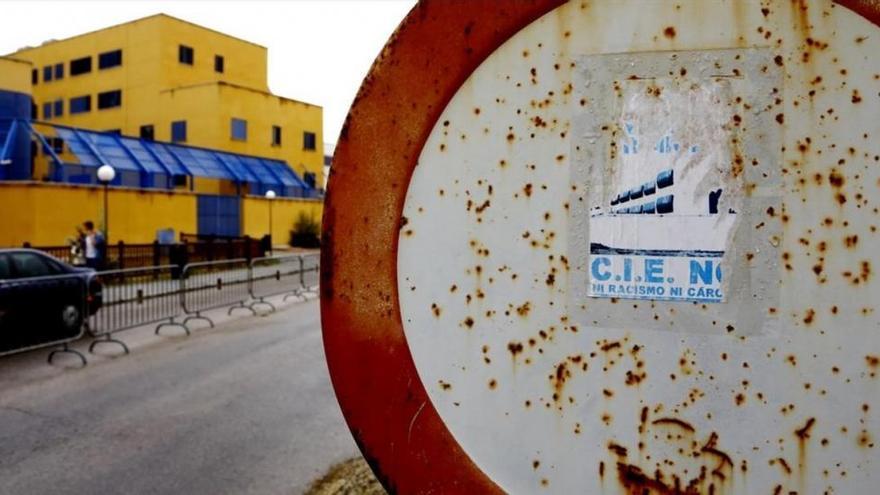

[321,1,880,493]
[321,0,565,493]
[836,0,880,27]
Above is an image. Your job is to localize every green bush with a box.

[289,213,321,248]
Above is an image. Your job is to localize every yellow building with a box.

[0,14,324,247]
[8,14,323,187]
[0,56,33,96]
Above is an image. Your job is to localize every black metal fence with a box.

[0,253,319,364]
[88,266,186,353]
[181,259,254,327]
[300,253,319,294]
[25,237,268,270]
[249,255,306,312]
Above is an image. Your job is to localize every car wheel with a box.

[60,304,83,331]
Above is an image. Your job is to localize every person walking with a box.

[82,221,105,270]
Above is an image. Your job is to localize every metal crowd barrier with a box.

[300,253,320,294]
[248,255,305,313]
[0,272,91,365]
[180,259,255,328]
[0,253,319,364]
[87,265,187,352]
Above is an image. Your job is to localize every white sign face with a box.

[588,78,738,303]
[392,2,877,493]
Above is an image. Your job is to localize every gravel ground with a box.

[304,457,386,495]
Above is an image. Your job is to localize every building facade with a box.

[9,14,323,188]
[0,14,323,247]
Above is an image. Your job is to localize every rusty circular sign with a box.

[323,1,880,493]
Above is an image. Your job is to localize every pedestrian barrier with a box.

[299,253,319,295]
[249,255,304,313]
[180,259,255,328]
[0,272,91,365]
[87,265,187,352]
[0,253,319,364]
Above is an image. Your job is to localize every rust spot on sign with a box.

[607,442,628,457]
[795,417,817,440]
[508,341,524,358]
[651,417,696,432]
[601,341,622,352]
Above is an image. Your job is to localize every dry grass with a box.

[304,457,386,495]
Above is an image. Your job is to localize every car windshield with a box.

[0,255,11,280]
[9,252,58,279]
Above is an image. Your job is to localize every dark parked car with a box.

[0,249,102,354]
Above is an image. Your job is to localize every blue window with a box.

[179,45,194,65]
[54,63,64,79]
[98,49,122,69]
[641,201,656,214]
[303,131,316,150]
[303,172,317,189]
[610,197,619,206]
[656,194,674,214]
[43,66,53,82]
[70,95,91,114]
[42,102,52,119]
[54,99,63,117]
[171,120,187,142]
[97,89,122,109]
[657,169,674,189]
[70,56,92,76]
[619,190,631,203]
[140,125,155,141]
[643,181,656,196]
[231,118,247,141]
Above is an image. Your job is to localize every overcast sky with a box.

[0,1,416,154]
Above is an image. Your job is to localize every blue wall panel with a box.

[197,195,241,237]
[0,89,33,180]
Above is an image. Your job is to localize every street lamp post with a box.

[97,164,116,267]
[265,190,276,256]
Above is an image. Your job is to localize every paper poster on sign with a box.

[588,78,739,303]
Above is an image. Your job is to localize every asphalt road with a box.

[0,296,359,495]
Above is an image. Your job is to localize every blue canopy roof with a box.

[20,120,316,198]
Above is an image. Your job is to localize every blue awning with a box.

[54,127,104,167]
[19,120,317,197]
[141,141,191,177]
[215,152,263,190]
[163,143,233,180]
